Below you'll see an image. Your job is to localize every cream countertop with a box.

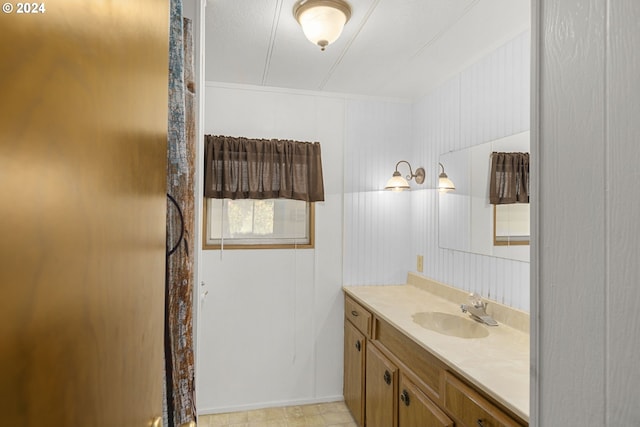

[343,273,530,422]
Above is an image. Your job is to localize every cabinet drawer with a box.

[443,372,524,427]
[345,296,372,337]
[374,317,445,403]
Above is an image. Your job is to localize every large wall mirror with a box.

[438,131,530,262]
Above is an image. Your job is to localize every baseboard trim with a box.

[197,394,345,416]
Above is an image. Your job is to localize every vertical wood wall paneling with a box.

[343,100,413,285]
[606,0,640,423]
[538,0,607,424]
[198,85,345,413]
[411,32,530,311]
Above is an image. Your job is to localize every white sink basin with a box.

[412,311,490,339]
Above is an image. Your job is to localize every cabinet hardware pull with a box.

[351,310,359,317]
[477,419,485,427]
[383,370,391,385]
[400,390,410,406]
[355,340,361,352]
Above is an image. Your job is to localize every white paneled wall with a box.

[343,32,531,310]
[534,0,640,424]
[411,31,531,311]
[197,29,533,417]
[343,100,414,285]
[198,84,346,413]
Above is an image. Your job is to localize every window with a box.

[493,204,530,246]
[202,135,324,249]
[203,198,314,249]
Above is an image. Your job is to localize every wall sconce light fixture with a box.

[293,0,352,51]
[384,160,425,191]
[438,162,456,193]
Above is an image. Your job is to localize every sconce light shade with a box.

[293,0,352,51]
[384,172,410,191]
[438,162,456,193]
[384,161,425,191]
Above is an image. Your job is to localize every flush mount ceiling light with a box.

[293,0,352,51]
[384,161,425,191]
[438,162,456,193]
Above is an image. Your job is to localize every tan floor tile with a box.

[208,413,230,426]
[317,402,350,414]
[248,420,287,427]
[247,407,285,422]
[321,411,356,424]
[294,414,326,427]
[199,401,355,427]
[228,411,249,423]
[299,404,321,416]
[284,405,304,419]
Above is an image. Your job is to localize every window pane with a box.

[206,198,311,247]
[494,204,530,244]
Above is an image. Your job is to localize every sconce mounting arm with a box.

[395,160,425,184]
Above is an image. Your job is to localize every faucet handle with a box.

[468,292,484,308]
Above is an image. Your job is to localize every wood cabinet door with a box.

[344,320,366,426]
[366,343,398,427]
[0,1,169,426]
[399,374,454,427]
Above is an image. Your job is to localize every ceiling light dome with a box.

[293,0,352,51]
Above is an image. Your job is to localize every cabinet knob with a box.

[355,340,361,352]
[383,370,391,385]
[400,390,410,406]
[477,419,485,427]
[351,310,359,317]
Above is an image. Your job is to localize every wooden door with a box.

[366,343,398,427]
[399,374,454,427]
[0,1,169,426]
[344,320,366,426]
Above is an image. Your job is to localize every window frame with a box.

[493,204,530,246]
[202,198,315,250]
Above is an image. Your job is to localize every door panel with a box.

[0,1,169,425]
[366,343,398,427]
[344,320,366,426]
[399,374,454,427]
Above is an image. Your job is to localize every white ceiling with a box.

[204,0,530,100]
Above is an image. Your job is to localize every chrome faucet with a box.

[460,293,498,326]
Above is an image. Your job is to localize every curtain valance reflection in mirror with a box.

[489,152,529,204]
[204,135,325,202]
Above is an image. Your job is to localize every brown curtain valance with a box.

[489,152,529,204]
[204,135,325,202]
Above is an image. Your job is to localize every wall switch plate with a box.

[417,255,424,273]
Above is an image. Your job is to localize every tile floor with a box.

[199,401,357,427]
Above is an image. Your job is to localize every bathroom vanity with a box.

[343,273,529,427]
